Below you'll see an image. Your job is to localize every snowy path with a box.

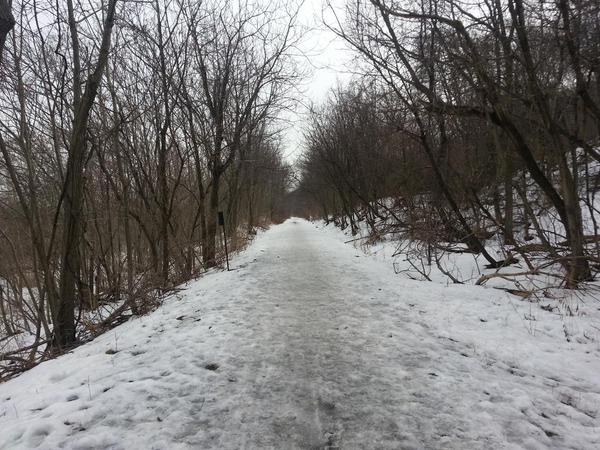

[1,219,600,449]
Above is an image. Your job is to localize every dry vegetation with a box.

[297,0,600,290]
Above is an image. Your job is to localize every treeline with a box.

[0,0,295,364]
[298,0,599,287]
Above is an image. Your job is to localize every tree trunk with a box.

[503,152,514,245]
[155,0,171,284]
[204,171,220,267]
[0,0,15,65]
[54,0,118,350]
[558,154,592,286]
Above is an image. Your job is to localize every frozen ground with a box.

[1,219,599,449]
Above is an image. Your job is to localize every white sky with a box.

[279,0,355,165]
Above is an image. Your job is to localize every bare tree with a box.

[317,0,598,285]
[55,0,119,349]
[184,0,299,266]
[0,0,295,375]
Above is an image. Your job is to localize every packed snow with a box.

[1,219,599,449]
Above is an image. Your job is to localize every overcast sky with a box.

[279,0,355,165]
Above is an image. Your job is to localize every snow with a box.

[1,218,599,449]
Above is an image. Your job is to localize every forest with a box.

[298,0,600,290]
[0,0,598,408]
[0,0,296,377]
[1,1,600,448]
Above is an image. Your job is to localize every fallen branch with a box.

[476,269,562,286]
[492,287,533,298]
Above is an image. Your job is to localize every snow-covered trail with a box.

[226,219,480,448]
[1,219,599,449]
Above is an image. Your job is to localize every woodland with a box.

[1,0,599,382]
